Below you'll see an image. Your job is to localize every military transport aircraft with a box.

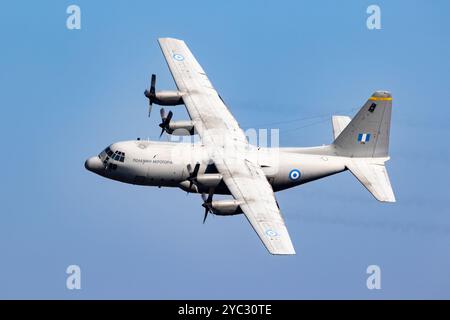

[85,38,395,255]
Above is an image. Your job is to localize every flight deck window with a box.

[115,151,125,162]
[105,147,113,157]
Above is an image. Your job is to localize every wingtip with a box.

[158,37,185,43]
[270,251,296,256]
[376,194,396,203]
[268,247,296,255]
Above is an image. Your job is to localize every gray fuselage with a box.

[85,140,347,194]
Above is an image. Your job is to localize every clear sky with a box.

[1,0,449,299]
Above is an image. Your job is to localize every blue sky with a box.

[1,0,449,299]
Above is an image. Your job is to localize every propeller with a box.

[201,190,214,224]
[144,74,156,117]
[158,108,173,137]
[187,163,200,191]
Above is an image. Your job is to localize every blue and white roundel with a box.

[289,169,301,181]
[265,229,278,237]
[172,53,184,61]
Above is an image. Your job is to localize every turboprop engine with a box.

[144,74,184,117]
[158,108,195,136]
[201,194,242,223]
[205,199,243,216]
[177,164,243,223]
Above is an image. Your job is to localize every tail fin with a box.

[332,91,395,202]
[333,91,392,157]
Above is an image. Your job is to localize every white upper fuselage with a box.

[85,140,347,194]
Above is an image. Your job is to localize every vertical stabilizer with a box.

[333,91,392,158]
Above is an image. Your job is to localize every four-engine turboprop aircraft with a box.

[85,38,395,255]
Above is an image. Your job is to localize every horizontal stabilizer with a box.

[346,159,396,202]
[332,115,352,139]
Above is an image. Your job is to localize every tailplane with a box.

[346,158,395,202]
[332,115,351,139]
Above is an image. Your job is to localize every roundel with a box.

[172,53,185,61]
[265,229,278,237]
[289,169,301,181]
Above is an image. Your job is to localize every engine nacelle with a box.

[153,90,184,106]
[196,173,222,187]
[178,173,222,193]
[210,200,243,216]
[167,120,196,136]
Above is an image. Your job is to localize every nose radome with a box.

[85,156,104,173]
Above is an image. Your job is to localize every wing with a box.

[214,157,296,255]
[158,37,247,146]
[158,38,296,255]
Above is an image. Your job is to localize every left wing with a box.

[158,37,247,146]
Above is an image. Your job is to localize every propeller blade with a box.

[158,109,173,138]
[192,163,200,177]
[166,111,173,124]
[144,74,157,117]
[201,190,214,224]
[203,207,209,224]
[187,163,201,190]
[159,128,165,138]
[206,191,213,203]
[189,163,200,189]
[150,74,156,95]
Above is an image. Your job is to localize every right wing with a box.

[159,38,296,254]
[214,156,296,255]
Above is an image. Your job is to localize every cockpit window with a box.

[106,147,114,157]
[98,146,125,164]
[111,150,125,162]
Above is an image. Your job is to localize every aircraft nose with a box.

[85,156,104,173]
